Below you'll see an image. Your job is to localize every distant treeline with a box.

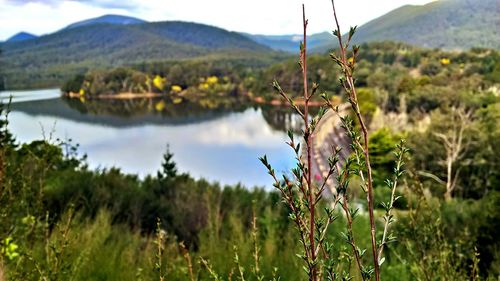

[61,42,499,105]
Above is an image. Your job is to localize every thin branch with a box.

[417,171,446,186]
[331,1,379,279]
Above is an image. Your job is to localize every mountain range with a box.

[0,16,280,89]
[6,32,38,42]
[245,0,498,52]
[0,0,498,90]
[351,0,499,50]
[63,14,146,30]
[241,32,336,53]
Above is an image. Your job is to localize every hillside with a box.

[0,20,277,90]
[6,32,38,42]
[63,14,146,30]
[351,0,499,50]
[243,32,335,53]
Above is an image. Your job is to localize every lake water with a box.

[1,89,300,188]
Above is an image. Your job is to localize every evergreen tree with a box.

[157,145,177,182]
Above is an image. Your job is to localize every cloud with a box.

[0,0,436,41]
[6,0,57,4]
[0,0,136,39]
[5,0,136,9]
[73,0,139,11]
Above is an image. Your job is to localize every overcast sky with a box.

[0,0,436,41]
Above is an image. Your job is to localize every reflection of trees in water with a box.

[64,97,155,118]
[260,106,304,134]
[16,96,312,131]
[64,97,308,133]
[63,97,248,120]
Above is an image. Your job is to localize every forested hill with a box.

[350,0,499,50]
[63,14,146,30]
[241,0,498,53]
[6,32,38,42]
[242,32,336,53]
[0,19,277,90]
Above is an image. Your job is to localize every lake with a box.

[1,89,301,188]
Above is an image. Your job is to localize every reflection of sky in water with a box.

[9,106,295,189]
[0,89,61,103]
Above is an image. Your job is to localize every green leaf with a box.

[348,26,357,39]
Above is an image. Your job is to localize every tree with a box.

[157,145,178,182]
[61,74,85,94]
[431,107,475,201]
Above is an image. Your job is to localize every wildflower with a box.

[153,75,166,91]
[198,83,209,90]
[206,76,218,85]
[440,58,451,65]
[171,85,182,93]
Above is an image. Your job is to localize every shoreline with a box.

[65,91,335,107]
[65,91,163,100]
[253,96,329,107]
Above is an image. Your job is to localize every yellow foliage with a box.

[171,85,182,93]
[155,100,166,111]
[21,215,35,225]
[440,58,451,65]
[198,83,209,90]
[1,237,19,260]
[79,88,85,96]
[172,97,182,104]
[153,75,166,91]
[206,76,218,85]
[347,57,355,65]
[79,96,86,103]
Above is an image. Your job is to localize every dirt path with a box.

[303,104,351,196]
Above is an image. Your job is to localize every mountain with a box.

[64,14,146,30]
[6,32,37,42]
[0,19,278,90]
[350,0,499,50]
[242,32,335,53]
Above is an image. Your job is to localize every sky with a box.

[0,0,436,41]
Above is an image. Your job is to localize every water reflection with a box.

[260,106,304,135]
[6,89,301,188]
[0,88,61,103]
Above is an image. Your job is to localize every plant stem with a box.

[341,196,365,281]
[331,1,379,279]
[300,5,317,281]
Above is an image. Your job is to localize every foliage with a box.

[61,74,85,94]
[368,128,404,187]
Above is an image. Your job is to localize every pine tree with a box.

[157,145,177,182]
